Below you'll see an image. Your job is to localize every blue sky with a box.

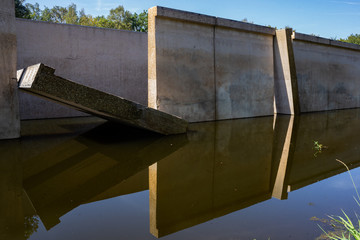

[23,0,360,39]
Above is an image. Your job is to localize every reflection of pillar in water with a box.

[271,114,298,200]
[0,140,23,240]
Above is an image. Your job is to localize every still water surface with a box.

[2,109,360,240]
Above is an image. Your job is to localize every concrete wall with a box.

[292,32,360,113]
[148,6,276,122]
[0,0,20,139]
[16,19,148,119]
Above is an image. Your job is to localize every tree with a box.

[340,34,360,45]
[51,6,68,23]
[129,10,148,32]
[95,16,116,29]
[15,0,30,18]
[25,3,41,20]
[41,7,53,22]
[64,3,78,24]
[15,1,149,32]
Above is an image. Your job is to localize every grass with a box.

[317,160,360,240]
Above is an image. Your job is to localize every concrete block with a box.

[0,0,20,139]
[215,27,274,119]
[18,63,188,135]
[148,7,216,122]
[274,29,300,114]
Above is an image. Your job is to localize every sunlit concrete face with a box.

[0,0,20,139]
[215,27,274,119]
[292,33,360,113]
[148,9,216,122]
[148,6,275,123]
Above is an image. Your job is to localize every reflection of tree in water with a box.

[25,215,39,239]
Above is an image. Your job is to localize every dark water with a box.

[2,109,360,240]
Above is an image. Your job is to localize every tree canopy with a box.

[15,0,148,32]
[339,34,360,45]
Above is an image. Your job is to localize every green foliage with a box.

[15,0,30,18]
[313,140,328,157]
[24,215,39,239]
[15,1,148,32]
[317,160,360,240]
[340,34,360,45]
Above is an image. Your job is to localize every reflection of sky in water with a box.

[326,168,360,191]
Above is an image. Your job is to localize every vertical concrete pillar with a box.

[0,0,20,139]
[274,28,299,115]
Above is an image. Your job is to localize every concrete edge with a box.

[150,6,275,35]
[216,18,275,35]
[15,18,147,35]
[292,32,360,51]
[150,6,216,25]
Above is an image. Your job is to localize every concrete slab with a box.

[18,63,188,135]
[293,36,360,112]
[148,7,216,122]
[215,27,274,119]
[0,0,20,139]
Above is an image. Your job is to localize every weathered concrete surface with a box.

[148,6,276,122]
[16,19,147,119]
[215,27,274,119]
[0,0,20,139]
[148,7,216,122]
[18,63,188,135]
[292,32,360,112]
[274,29,299,115]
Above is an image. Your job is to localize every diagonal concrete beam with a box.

[18,63,188,135]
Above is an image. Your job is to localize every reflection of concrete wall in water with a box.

[16,19,148,120]
[150,118,275,237]
[149,109,360,238]
[22,122,187,230]
[287,109,360,191]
